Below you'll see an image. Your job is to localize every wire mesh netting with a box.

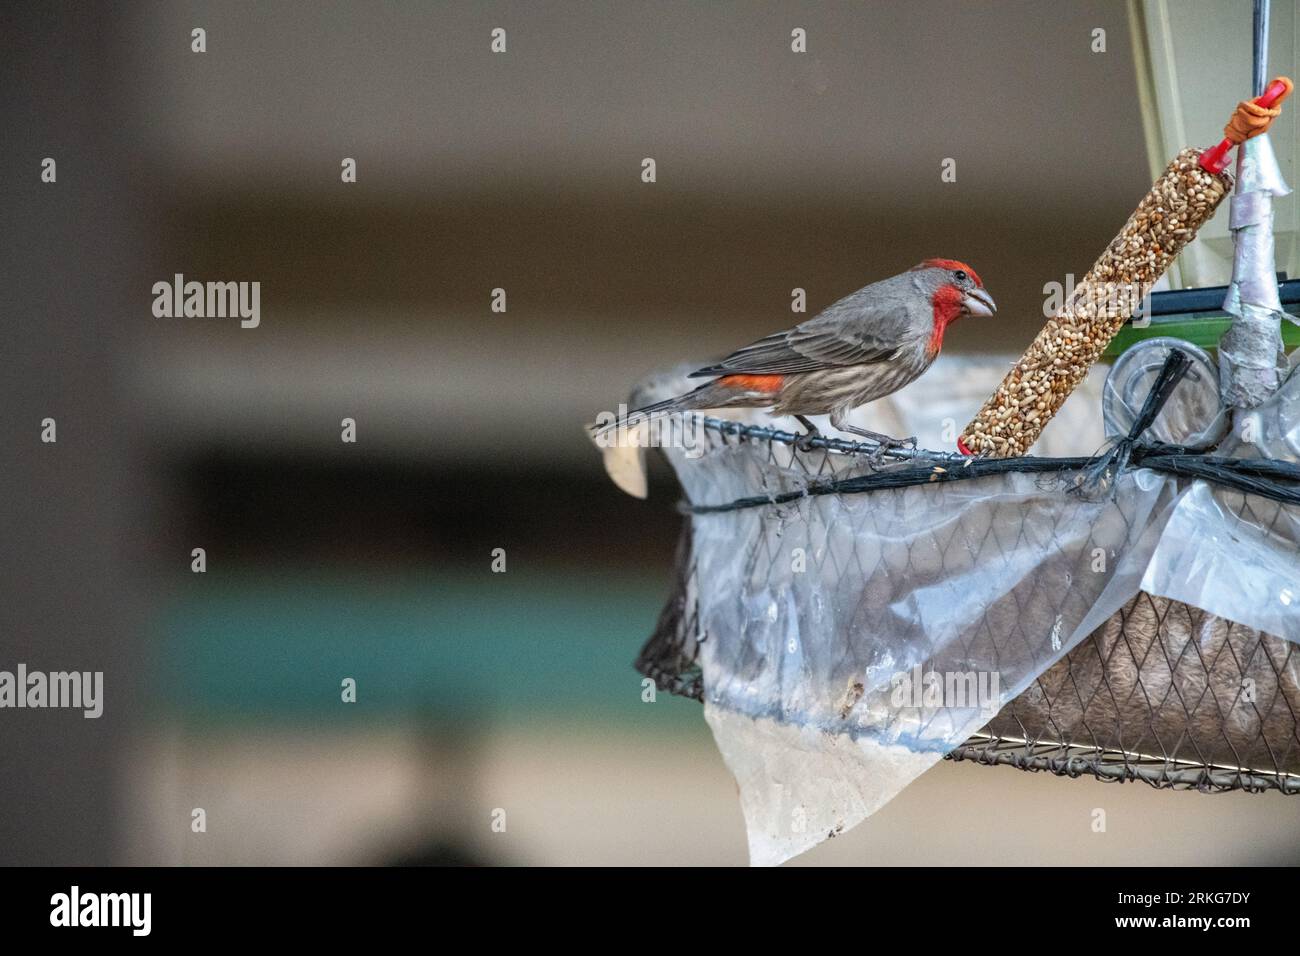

[635,416,1300,861]
[954,591,1300,792]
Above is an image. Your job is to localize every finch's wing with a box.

[690,273,923,378]
[688,325,898,377]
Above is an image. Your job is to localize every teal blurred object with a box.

[159,570,698,728]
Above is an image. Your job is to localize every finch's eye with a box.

[953,270,968,284]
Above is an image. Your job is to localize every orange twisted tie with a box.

[1225,76,1293,143]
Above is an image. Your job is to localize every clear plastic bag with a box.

[657,421,1300,864]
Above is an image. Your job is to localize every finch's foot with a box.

[829,416,917,460]
[863,436,917,467]
[793,415,822,452]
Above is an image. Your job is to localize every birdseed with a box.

[960,148,1231,457]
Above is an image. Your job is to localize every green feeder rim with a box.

[1103,279,1300,357]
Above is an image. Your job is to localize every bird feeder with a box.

[598,55,1300,865]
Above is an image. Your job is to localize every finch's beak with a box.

[962,288,997,317]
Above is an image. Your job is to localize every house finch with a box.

[602,259,996,448]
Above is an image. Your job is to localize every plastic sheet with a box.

[1142,480,1300,642]
[1223,355,1300,461]
[653,419,1300,864]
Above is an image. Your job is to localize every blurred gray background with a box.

[3,0,1299,865]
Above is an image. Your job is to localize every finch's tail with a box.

[588,382,723,439]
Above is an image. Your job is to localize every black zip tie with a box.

[1074,348,1193,496]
